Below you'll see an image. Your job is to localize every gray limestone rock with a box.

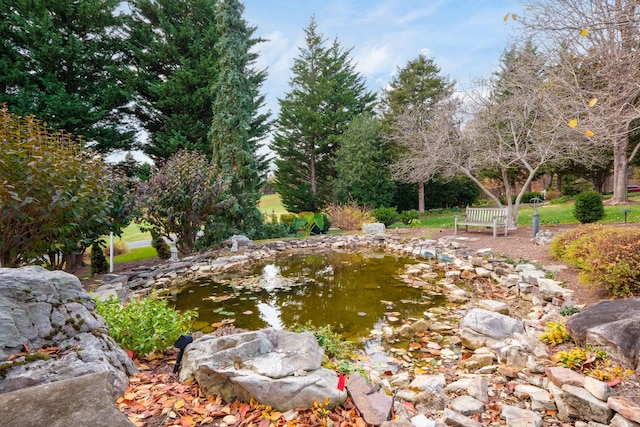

[179,328,347,411]
[362,222,386,235]
[459,308,525,348]
[566,298,640,370]
[0,371,133,427]
[0,266,136,397]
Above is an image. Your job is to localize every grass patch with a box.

[118,222,151,242]
[113,246,157,263]
[259,194,289,218]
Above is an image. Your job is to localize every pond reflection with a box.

[172,251,446,343]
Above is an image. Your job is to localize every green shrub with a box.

[372,206,398,226]
[90,241,108,276]
[399,209,420,225]
[95,295,197,356]
[563,180,593,196]
[151,231,171,260]
[280,213,297,226]
[521,191,544,202]
[573,190,604,223]
[250,221,296,240]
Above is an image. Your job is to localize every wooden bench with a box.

[454,207,508,237]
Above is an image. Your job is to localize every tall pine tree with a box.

[271,17,376,213]
[0,0,135,153]
[380,54,454,212]
[128,0,220,161]
[210,0,271,232]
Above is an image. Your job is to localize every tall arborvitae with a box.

[0,0,135,153]
[209,0,271,233]
[271,17,376,213]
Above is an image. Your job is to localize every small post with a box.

[622,209,632,223]
[109,232,114,272]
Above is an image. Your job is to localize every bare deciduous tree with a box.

[389,44,603,228]
[516,0,640,204]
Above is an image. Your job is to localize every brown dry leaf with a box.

[179,415,197,427]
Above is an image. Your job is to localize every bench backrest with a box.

[466,207,508,223]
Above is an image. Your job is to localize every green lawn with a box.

[105,193,640,265]
[259,193,289,218]
[416,197,640,228]
[112,246,157,263]
[117,222,151,242]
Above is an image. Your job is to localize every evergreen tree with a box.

[128,0,220,161]
[210,0,271,233]
[271,17,376,213]
[333,114,396,208]
[0,0,135,154]
[380,54,454,212]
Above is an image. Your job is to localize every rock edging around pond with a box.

[95,233,640,426]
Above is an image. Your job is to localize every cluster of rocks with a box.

[2,231,640,426]
[92,233,640,426]
[0,266,137,398]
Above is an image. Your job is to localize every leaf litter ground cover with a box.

[117,350,369,427]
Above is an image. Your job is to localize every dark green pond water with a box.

[172,251,446,343]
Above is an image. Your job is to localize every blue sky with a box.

[243,0,520,119]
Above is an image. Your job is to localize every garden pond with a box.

[171,250,449,345]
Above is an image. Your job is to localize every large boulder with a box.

[566,298,640,370]
[179,328,347,411]
[0,371,134,427]
[0,266,136,397]
[459,308,525,349]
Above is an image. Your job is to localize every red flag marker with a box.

[337,373,346,391]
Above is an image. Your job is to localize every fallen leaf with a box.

[179,415,196,427]
[581,28,589,37]
[607,378,621,387]
[568,118,578,128]
[585,129,594,138]
[588,97,598,107]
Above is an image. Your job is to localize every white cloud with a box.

[354,44,392,76]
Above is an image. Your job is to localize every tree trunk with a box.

[310,152,317,197]
[418,180,425,213]
[611,137,629,204]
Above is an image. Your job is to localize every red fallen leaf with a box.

[403,401,416,412]
[258,419,271,427]
[125,349,136,360]
[607,378,621,387]
[239,402,251,417]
